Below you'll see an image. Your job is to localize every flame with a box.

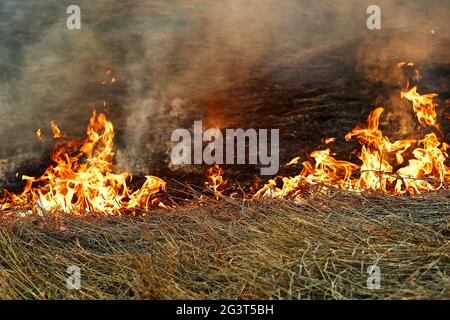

[205,164,226,199]
[51,121,64,139]
[36,128,43,142]
[286,157,300,166]
[322,137,336,144]
[256,64,449,198]
[401,86,439,129]
[397,62,415,68]
[1,111,165,215]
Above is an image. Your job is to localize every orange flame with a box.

[256,64,449,198]
[401,86,439,130]
[1,111,165,215]
[205,164,226,199]
[322,137,336,144]
[50,121,64,139]
[36,128,43,142]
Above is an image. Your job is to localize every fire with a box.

[401,86,439,129]
[36,128,43,142]
[1,111,165,215]
[322,137,336,144]
[51,120,65,139]
[205,164,226,198]
[286,157,300,166]
[1,63,448,215]
[256,64,450,198]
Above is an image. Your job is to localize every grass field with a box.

[0,190,448,299]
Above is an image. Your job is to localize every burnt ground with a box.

[2,37,450,195]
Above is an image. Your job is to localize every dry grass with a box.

[0,191,449,299]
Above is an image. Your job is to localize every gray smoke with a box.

[0,0,448,174]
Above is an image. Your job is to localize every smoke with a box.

[0,0,448,175]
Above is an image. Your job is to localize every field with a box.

[1,191,448,299]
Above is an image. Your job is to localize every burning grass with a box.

[2,63,449,217]
[257,63,450,198]
[0,190,448,299]
[0,111,166,215]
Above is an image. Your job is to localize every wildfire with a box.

[256,64,450,199]
[1,63,448,216]
[1,111,165,215]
